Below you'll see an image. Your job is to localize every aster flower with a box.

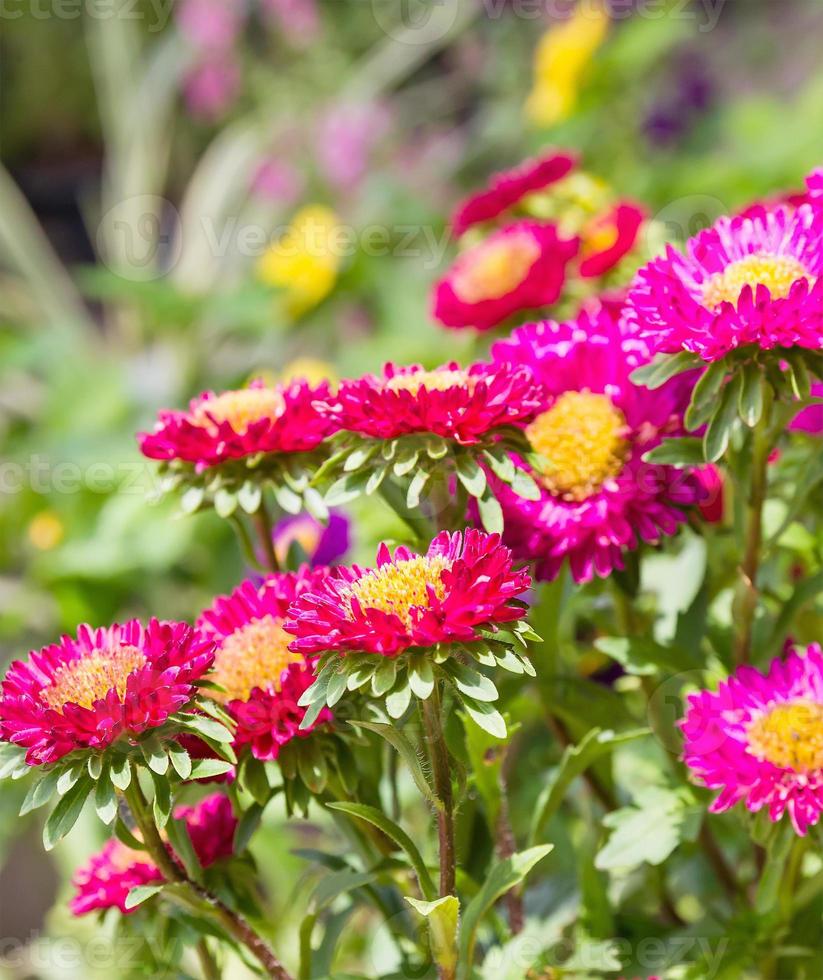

[317,361,545,530]
[197,570,333,763]
[432,221,578,332]
[624,204,823,364]
[273,510,350,567]
[489,305,703,583]
[139,378,336,517]
[450,150,577,237]
[578,202,646,279]
[288,530,535,733]
[70,793,237,915]
[0,620,215,767]
[681,645,823,835]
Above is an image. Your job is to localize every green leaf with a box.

[272,481,303,514]
[393,446,420,477]
[529,728,648,845]
[406,467,431,509]
[642,437,705,467]
[214,487,238,518]
[125,884,164,910]
[703,371,742,462]
[310,868,381,913]
[87,754,103,780]
[237,480,263,514]
[57,762,83,795]
[508,467,541,501]
[298,740,328,794]
[165,815,202,880]
[482,450,515,483]
[180,485,205,514]
[326,802,437,901]
[43,774,92,850]
[477,489,503,535]
[738,362,764,427]
[325,669,349,708]
[344,444,376,472]
[685,359,728,430]
[371,658,397,697]
[178,714,235,745]
[593,636,694,676]
[20,767,63,816]
[385,682,412,719]
[189,759,234,780]
[234,802,264,853]
[595,786,697,872]
[630,351,700,390]
[94,768,118,825]
[114,816,146,851]
[462,711,505,830]
[349,720,439,809]
[406,895,460,976]
[445,661,498,703]
[458,846,553,972]
[239,756,272,806]
[151,771,172,829]
[408,657,435,700]
[110,756,132,791]
[141,736,169,776]
[168,743,192,780]
[455,454,487,497]
[366,463,390,494]
[460,698,506,739]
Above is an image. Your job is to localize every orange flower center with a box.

[581,217,619,257]
[747,700,823,772]
[702,254,810,309]
[347,556,451,628]
[191,388,285,435]
[210,616,303,703]
[41,645,147,712]
[451,234,540,303]
[526,391,628,501]
[385,369,473,396]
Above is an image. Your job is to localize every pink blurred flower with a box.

[578,202,646,278]
[183,56,241,122]
[262,0,320,47]
[176,0,245,51]
[251,158,305,206]
[315,102,392,192]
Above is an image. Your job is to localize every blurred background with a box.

[1,0,823,975]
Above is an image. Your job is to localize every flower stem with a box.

[196,939,221,980]
[254,496,281,573]
[733,385,772,665]
[421,686,456,899]
[124,780,293,980]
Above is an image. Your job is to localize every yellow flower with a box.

[525,0,609,127]
[257,206,341,318]
[28,511,64,551]
[279,357,338,388]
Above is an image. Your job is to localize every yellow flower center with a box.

[702,254,810,309]
[747,700,823,772]
[385,369,473,396]
[191,388,285,435]
[210,616,303,703]
[41,645,147,713]
[581,217,619,257]
[526,391,628,501]
[452,235,539,303]
[347,556,451,628]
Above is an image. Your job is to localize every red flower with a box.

[450,150,577,236]
[578,202,645,278]
[197,570,333,760]
[432,221,578,331]
[321,361,545,445]
[0,621,214,766]
[285,529,531,658]
[138,379,336,471]
[70,793,237,916]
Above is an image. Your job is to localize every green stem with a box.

[124,781,293,980]
[420,687,456,900]
[228,513,265,572]
[196,939,221,980]
[254,496,281,573]
[733,386,773,665]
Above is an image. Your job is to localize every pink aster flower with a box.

[681,645,823,836]
[322,361,545,445]
[0,621,214,766]
[806,167,823,201]
[138,379,336,471]
[432,221,579,332]
[790,381,823,435]
[489,304,702,583]
[578,202,646,279]
[450,150,577,237]
[70,793,237,916]
[286,529,530,659]
[197,570,333,760]
[624,204,823,362]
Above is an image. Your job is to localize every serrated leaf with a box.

[406,895,459,976]
[43,774,92,850]
[459,846,553,970]
[125,884,163,910]
[595,786,693,872]
[327,802,437,901]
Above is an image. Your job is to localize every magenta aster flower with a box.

[139,379,335,471]
[0,621,214,766]
[432,221,578,332]
[286,529,530,659]
[790,381,823,435]
[197,570,332,760]
[578,202,645,279]
[450,150,577,237]
[70,793,237,915]
[805,167,823,201]
[624,204,823,362]
[323,361,545,445]
[490,305,702,583]
[681,645,823,835]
